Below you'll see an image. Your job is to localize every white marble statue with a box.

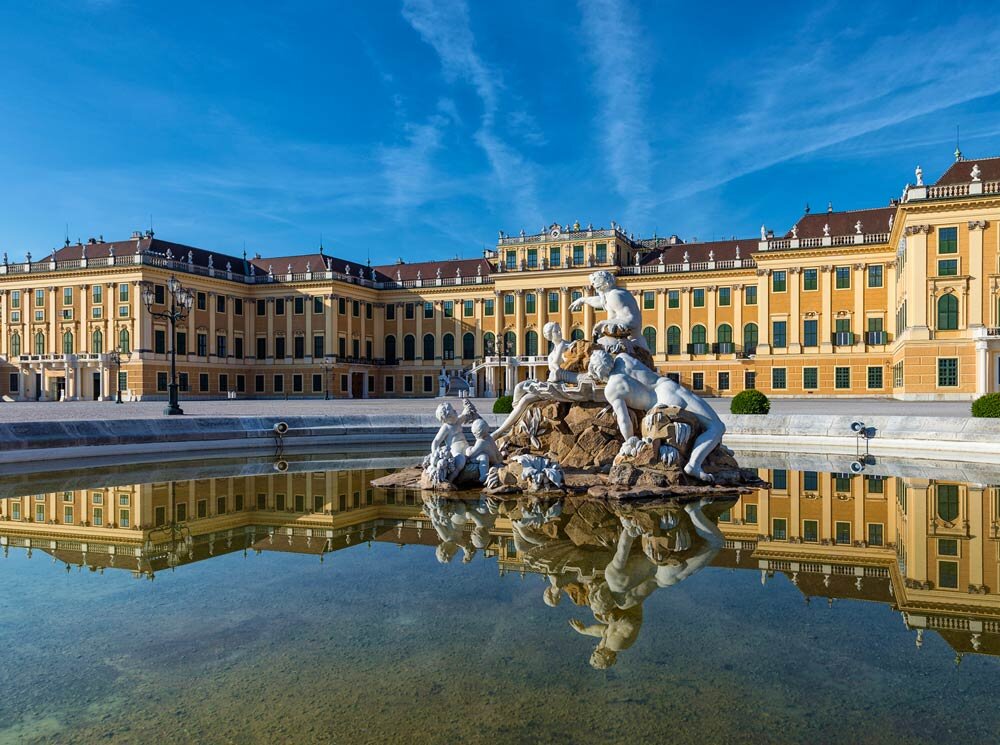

[423,400,479,484]
[972,163,982,182]
[587,348,725,482]
[568,270,648,350]
[542,322,573,382]
[465,418,503,483]
[915,165,923,186]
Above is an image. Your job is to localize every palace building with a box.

[1,152,999,402]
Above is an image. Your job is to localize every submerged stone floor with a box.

[0,396,973,422]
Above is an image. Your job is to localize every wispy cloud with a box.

[665,8,1000,202]
[400,0,541,222]
[578,0,652,224]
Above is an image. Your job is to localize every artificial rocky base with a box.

[373,398,767,500]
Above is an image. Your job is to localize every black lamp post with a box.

[322,357,334,400]
[142,276,193,415]
[108,348,124,403]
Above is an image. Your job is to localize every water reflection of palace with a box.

[2,467,1000,660]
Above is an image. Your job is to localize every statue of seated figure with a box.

[568,270,649,351]
[587,349,725,482]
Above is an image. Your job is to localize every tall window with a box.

[642,326,657,352]
[443,333,455,360]
[718,287,731,306]
[803,268,818,291]
[118,329,130,354]
[743,323,758,352]
[91,329,103,354]
[936,484,959,522]
[422,333,435,360]
[61,331,73,354]
[745,285,757,305]
[666,326,681,355]
[504,295,515,315]
[937,294,958,330]
[33,331,44,355]
[716,324,733,350]
[548,292,559,312]
[525,293,536,314]
[692,289,705,307]
[803,319,818,347]
[667,290,679,308]
[835,266,851,289]
[938,226,958,254]
[483,332,496,355]
[691,324,706,345]
[463,300,474,317]
[772,271,786,292]
[503,331,517,355]
[404,335,415,360]
[835,366,850,389]
[10,332,20,357]
[463,333,475,359]
[385,335,397,361]
[772,321,787,349]
[867,265,883,287]
[643,291,655,310]
[525,330,538,356]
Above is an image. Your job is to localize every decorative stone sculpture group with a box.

[379,269,761,499]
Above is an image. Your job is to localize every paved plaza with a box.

[0,396,973,422]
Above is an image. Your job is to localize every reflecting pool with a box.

[2,454,1000,744]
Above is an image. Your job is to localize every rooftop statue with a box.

[915,165,924,186]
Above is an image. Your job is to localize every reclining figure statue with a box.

[587,348,725,482]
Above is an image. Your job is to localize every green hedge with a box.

[730,390,771,415]
[972,393,1000,417]
[493,395,514,414]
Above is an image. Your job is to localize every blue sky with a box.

[2,0,1000,264]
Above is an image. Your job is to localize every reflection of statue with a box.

[423,496,496,563]
[568,270,648,351]
[569,498,725,668]
[589,349,725,482]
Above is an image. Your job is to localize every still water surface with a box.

[1,454,998,744]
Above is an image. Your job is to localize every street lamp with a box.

[108,347,124,403]
[322,356,334,400]
[142,276,193,415]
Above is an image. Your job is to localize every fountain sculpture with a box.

[374,270,764,499]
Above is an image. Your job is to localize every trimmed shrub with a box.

[493,395,514,414]
[731,390,771,415]
[972,393,1000,418]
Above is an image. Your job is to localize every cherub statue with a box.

[587,349,725,482]
[568,270,647,350]
[427,400,479,482]
[465,418,503,483]
[542,321,574,383]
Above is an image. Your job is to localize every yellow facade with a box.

[2,156,999,400]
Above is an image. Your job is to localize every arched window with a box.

[443,333,455,360]
[525,330,538,356]
[91,329,103,354]
[642,326,657,352]
[10,332,20,357]
[717,323,733,353]
[62,331,73,355]
[743,323,758,353]
[666,326,681,355]
[571,328,584,341]
[423,333,435,360]
[118,328,130,354]
[936,484,959,522]
[403,334,415,360]
[34,332,45,355]
[462,332,475,359]
[384,334,397,362]
[937,294,958,330]
[483,332,496,355]
[503,330,517,356]
[691,325,706,344]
